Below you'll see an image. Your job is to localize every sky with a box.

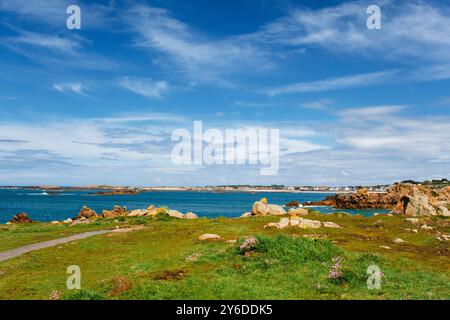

[0,0,450,187]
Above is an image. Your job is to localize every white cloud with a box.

[251,0,450,63]
[119,77,169,99]
[53,82,86,95]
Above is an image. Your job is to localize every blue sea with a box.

[0,188,388,223]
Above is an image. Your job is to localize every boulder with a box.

[393,238,406,244]
[184,212,198,220]
[198,234,222,241]
[168,210,185,219]
[264,217,290,229]
[63,218,73,224]
[279,218,290,228]
[435,231,450,242]
[288,208,309,216]
[75,206,98,220]
[251,201,286,216]
[289,215,300,226]
[323,221,342,229]
[146,205,158,216]
[240,212,252,218]
[128,209,146,217]
[10,213,33,224]
[436,206,450,217]
[298,218,321,229]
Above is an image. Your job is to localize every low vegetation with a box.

[0,212,448,300]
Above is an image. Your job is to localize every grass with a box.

[0,213,448,300]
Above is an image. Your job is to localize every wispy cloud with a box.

[124,5,272,86]
[337,105,407,121]
[53,82,86,95]
[250,0,450,63]
[1,29,117,71]
[119,77,169,99]
[268,70,397,96]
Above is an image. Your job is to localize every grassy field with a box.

[0,212,449,300]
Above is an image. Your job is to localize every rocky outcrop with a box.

[391,185,450,217]
[305,184,450,217]
[92,189,140,196]
[285,201,300,207]
[75,206,98,220]
[102,206,127,218]
[264,216,327,230]
[128,205,158,217]
[10,213,33,224]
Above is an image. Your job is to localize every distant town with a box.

[1,179,448,193]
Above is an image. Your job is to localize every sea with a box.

[0,188,388,223]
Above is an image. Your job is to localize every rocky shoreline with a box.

[5,183,449,227]
[304,184,450,217]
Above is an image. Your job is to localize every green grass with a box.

[0,214,449,300]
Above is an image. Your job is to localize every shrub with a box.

[156,207,172,221]
[237,234,343,265]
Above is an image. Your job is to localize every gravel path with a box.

[0,230,112,262]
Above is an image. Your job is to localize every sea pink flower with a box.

[239,236,258,252]
[327,257,343,280]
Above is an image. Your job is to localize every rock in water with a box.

[10,213,33,224]
[285,200,300,207]
[75,207,98,220]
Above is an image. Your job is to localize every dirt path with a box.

[0,228,140,263]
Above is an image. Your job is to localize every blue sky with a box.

[0,0,450,186]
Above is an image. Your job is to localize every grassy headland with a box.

[0,211,448,300]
